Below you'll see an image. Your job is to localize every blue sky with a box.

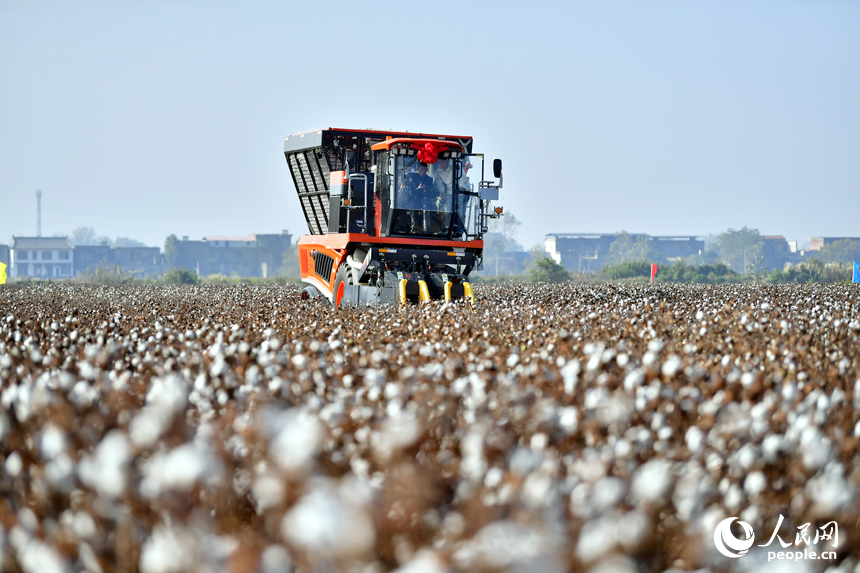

[1,1,858,249]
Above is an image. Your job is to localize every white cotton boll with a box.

[762,434,785,463]
[484,467,504,489]
[782,382,797,403]
[18,508,38,532]
[391,549,447,573]
[460,429,487,481]
[559,407,578,434]
[252,473,285,513]
[623,369,645,392]
[78,430,131,498]
[130,375,189,448]
[72,511,97,541]
[598,396,634,428]
[685,427,704,454]
[617,511,650,550]
[736,444,759,471]
[372,413,420,462]
[363,368,386,387]
[140,443,222,498]
[672,462,713,523]
[281,482,375,559]
[576,514,619,563]
[5,451,23,477]
[506,354,519,368]
[139,525,197,573]
[44,453,75,490]
[724,483,743,512]
[806,463,856,518]
[521,472,553,509]
[630,459,673,505]
[591,477,627,511]
[562,360,580,395]
[587,554,637,573]
[17,536,69,573]
[40,425,67,460]
[613,439,632,459]
[799,428,831,470]
[472,520,560,571]
[70,381,99,409]
[661,355,682,378]
[744,471,767,498]
[269,409,323,475]
[584,388,608,410]
[741,372,757,387]
[259,545,292,573]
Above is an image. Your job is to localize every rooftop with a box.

[204,236,257,242]
[11,236,73,249]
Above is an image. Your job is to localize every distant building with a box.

[760,236,792,269]
[74,244,114,274]
[173,231,293,277]
[651,236,705,260]
[478,232,530,276]
[10,236,74,279]
[545,233,704,272]
[256,232,294,278]
[202,235,262,276]
[75,244,162,278]
[0,245,9,266]
[174,236,209,274]
[808,237,860,251]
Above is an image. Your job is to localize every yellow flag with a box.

[0,262,6,285]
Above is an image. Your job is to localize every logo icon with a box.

[714,517,756,558]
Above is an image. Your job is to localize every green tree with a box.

[114,237,148,248]
[606,231,657,265]
[529,257,571,283]
[484,212,522,276]
[160,267,198,284]
[746,254,768,283]
[69,226,112,246]
[715,226,763,273]
[814,239,859,264]
[522,243,546,275]
[487,211,521,254]
[164,234,179,268]
[602,260,652,280]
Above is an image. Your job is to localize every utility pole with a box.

[36,189,42,237]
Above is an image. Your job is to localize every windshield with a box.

[391,156,453,237]
[389,154,484,239]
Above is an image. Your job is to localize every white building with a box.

[203,235,257,248]
[10,236,74,279]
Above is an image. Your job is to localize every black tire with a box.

[332,263,354,307]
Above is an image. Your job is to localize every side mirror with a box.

[493,159,502,178]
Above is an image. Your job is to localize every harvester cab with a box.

[284,128,504,306]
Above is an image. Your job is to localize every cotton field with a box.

[1,283,859,573]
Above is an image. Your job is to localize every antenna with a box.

[36,189,42,237]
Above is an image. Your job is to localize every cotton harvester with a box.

[283,128,504,306]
